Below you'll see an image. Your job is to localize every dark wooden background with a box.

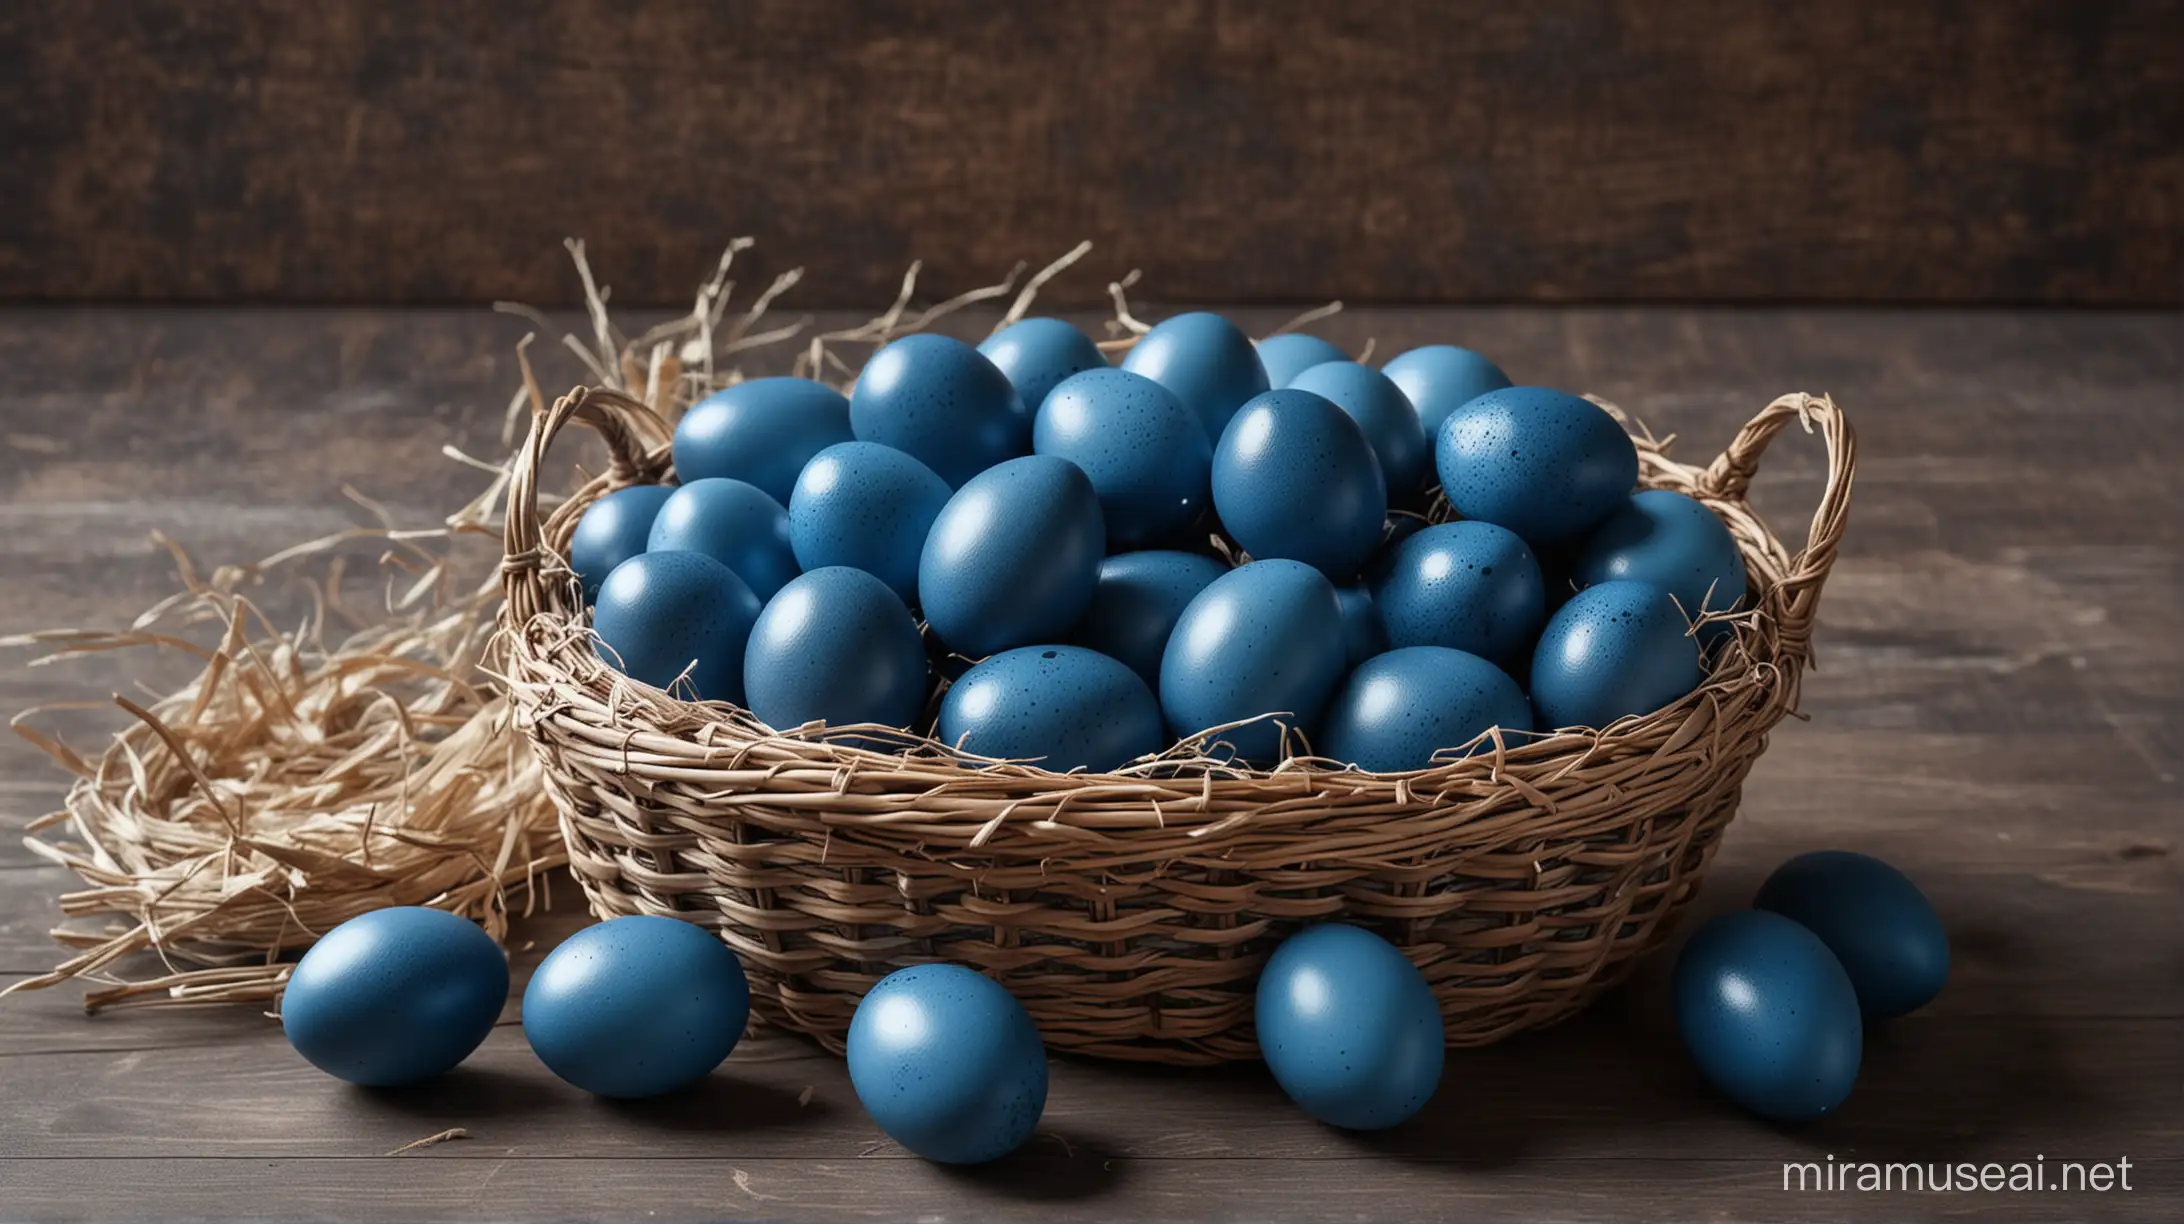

[4,0,2180,308]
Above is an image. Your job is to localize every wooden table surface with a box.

[0,305,2177,1222]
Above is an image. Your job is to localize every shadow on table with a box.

[932,1127,1128,1203]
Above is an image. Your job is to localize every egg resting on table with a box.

[1255,924,1445,1130]
[522,915,751,1099]
[1673,909,1863,1123]
[1755,850,1949,1020]
[281,907,508,1087]
[846,964,1049,1165]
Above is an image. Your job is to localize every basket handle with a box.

[1698,392,1856,657]
[502,385,673,623]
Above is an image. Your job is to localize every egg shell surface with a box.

[1034,368,1212,548]
[846,964,1049,1165]
[1573,489,1749,648]
[1286,361,1432,502]
[280,907,507,1088]
[591,550,763,704]
[1335,586,1387,670]
[1119,312,1270,441]
[1213,388,1388,580]
[1160,559,1346,764]
[850,333,1031,488]
[1529,579,1703,730]
[568,484,672,603]
[978,317,1108,414]
[646,477,801,601]
[1071,550,1230,688]
[672,377,854,506]
[1436,387,1638,545]
[1371,521,1546,664]
[1321,646,1532,772]
[522,915,751,1099]
[1256,332,1348,387]
[787,441,951,605]
[744,567,928,735]
[1673,909,1863,1123]
[938,645,1164,773]
[1755,851,1949,1020]
[1255,924,1445,1131]
[919,456,1105,659]
[1380,344,1513,440]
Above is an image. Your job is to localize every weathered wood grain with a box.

[2,2,2180,307]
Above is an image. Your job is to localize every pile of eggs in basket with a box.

[574,314,1757,773]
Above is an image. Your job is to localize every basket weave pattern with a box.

[498,387,1854,1064]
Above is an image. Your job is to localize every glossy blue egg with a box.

[647,477,800,601]
[1034,368,1211,548]
[1371,521,1546,665]
[1573,489,1749,648]
[1380,344,1513,441]
[744,567,928,734]
[1071,550,1229,688]
[1674,910,1863,1123]
[1436,387,1639,545]
[1160,560,1346,763]
[850,333,1031,488]
[847,964,1049,1164]
[1213,389,1388,580]
[568,484,672,603]
[787,441,951,606]
[919,456,1105,658]
[592,551,763,703]
[522,915,751,1099]
[1530,580,1702,730]
[673,377,854,507]
[938,645,1164,772]
[1256,924,1444,1131]
[1322,647,1532,772]
[978,317,1108,414]
[1756,851,1949,1020]
[1256,332,1348,387]
[1286,361,1431,502]
[1335,586,1386,669]
[281,907,507,1087]
[1119,312,1270,441]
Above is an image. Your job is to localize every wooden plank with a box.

[3,3,2180,307]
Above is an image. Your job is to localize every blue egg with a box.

[1530,580,1702,730]
[281,907,506,1087]
[1322,647,1532,772]
[1257,332,1348,387]
[1335,586,1386,670]
[1436,387,1638,545]
[1034,368,1212,548]
[1371,521,1546,665]
[847,964,1049,1164]
[647,477,800,601]
[568,484,672,603]
[1119,312,1270,441]
[593,551,763,703]
[978,317,1108,414]
[1213,389,1388,580]
[851,333,1031,488]
[1674,910,1863,1123]
[1756,851,1949,1020]
[1380,345,1513,441]
[1286,361,1431,502]
[787,441,951,606]
[939,645,1164,772]
[919,456,1105,658]
[1256,924,1444,1131]
[1573,489,1749,649]
[522,915,751,1098]
[1071,550,1229,688]
[673,377,854,507]
[744,567,928,735]
[1362,515,1430,587]
[1161,560,1346,763]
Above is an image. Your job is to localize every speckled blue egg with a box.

[1436,387,1639,545]
[1034,368,1211,548]
[850,333,1031,488]
[1530,580,1702,730]
[1573,489,1749,649]
[1322,647,1532,772]
[646,477,800,601]
[1257,332,1348,387]
[522,915,751,1099]
[847,964,1049,1164]
[568,484,672,603]
[787,441,951,605]
[1335,586,1386,669]
[1213,389,1388,580]
[978,317,1108,414]
[1286,361,1431,502]
[1160,559,1346,763]
[1371,521,1545,665]
[919,456,1105,658]
[1255,924,1444,1131]
[1119,312,1270,441]
[1071,550,1229,688]
[1380,344,1513,441]
[744,567,927,734]
[592,551,762,703]
[1756,851,1949,1020]
[673,377,854,507]
[937,645,1164,772]
[1674,909,1863,1123]
[281,907,507,1087]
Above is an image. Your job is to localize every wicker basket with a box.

[498,384,1854,1064]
